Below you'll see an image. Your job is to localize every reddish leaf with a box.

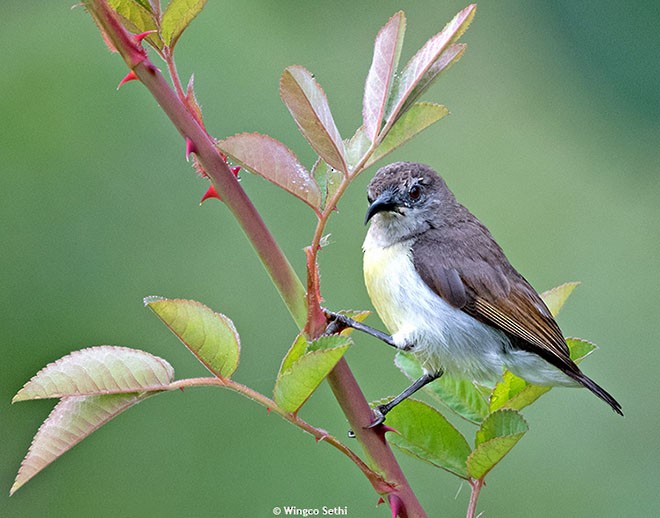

[280,66,347,172]
[13,346,175,401]
[363,12,406,142]
[12,393,159,495]
[218,132,321,210]
[398,43,466,116]
[385,4,476,125]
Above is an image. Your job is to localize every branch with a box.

[85,0,307,329]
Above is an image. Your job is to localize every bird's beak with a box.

[365,190,398,225]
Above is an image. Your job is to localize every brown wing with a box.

[412,221,576,373]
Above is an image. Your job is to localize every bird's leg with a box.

[367,371,443,428]
[323,309,398,349]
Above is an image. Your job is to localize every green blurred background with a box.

[2,1,658,516]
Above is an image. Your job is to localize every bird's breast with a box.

[362,238,415,335]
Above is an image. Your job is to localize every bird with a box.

[335,161,622,426]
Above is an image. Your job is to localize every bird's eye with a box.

[408,185,422,201]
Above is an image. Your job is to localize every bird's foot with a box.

[365,406,387,429]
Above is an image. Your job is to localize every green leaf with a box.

[367,102,448,167]
[489,371,550,413]
[12,346,174,401]
[311,159,342,210]
[218,132,321,211]
[161,0,207,48]
[11,392,159,495]
[345,127,371,171]
[384,4,476,125]
[540,282,580,317]
[567,337,597,362]
[489,338,597,413]
[280,66,347,172]
[363,11,406,142]
[395,352,488,423]
[108,0,162,49]
[146,297,240,379]
[306,335,353,352]
[274,344,350,413]
[467,409,528,480]
[383,398,471,478]
[278,333,308,378]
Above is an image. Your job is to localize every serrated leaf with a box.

[11,392,159,495]
[363,11,406,142]
[475,408,528,447]
[398,43,466,116]
[489,371,548,413]
[161,0,207,48]
[541,282,580,317]
[489,338,597,412]
[274,345,350,413]
[567,337,597,362]
[147,298,240,379]
[13,346,174,402]
[367,102,448,167]
[311,159,342,210]
[467,409,527,479]
[384,4,475,125]
[383,398,471,478]
[395,352,488,423]
[108,0,162,49]
[345,127,371,171]
[306,335,352,352]
[279,333,308,377]
[280,66,347,172]
[218,133,321,210]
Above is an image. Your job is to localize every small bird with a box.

[342,161,622,425]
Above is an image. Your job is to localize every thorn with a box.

[200,184,221,204]
[388,494,404,518]
[134,30,157,43]
[376,497,385,506]
[179,387,185,392]
[381,425,400,435]
[266,407,271,414]
[185,137,197,162]
[117,70,138,90]
[230,165,241,177]
[315,429,329,443]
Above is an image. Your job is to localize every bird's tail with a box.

[567,370,623,416]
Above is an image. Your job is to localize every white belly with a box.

[363,235,510,383]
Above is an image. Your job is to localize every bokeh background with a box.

[2,1,659,516]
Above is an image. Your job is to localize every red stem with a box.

[467,478,484,518]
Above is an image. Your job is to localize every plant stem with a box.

[85,0,307,330]
[467,478,484,518]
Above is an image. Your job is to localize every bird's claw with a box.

[365,406,386,429]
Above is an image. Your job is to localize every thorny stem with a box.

[467,478,484,518]
[85,0,307,329]
[85,2,425,516]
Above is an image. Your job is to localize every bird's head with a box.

[365,162,456,243]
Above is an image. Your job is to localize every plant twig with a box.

[467,478,484,518]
